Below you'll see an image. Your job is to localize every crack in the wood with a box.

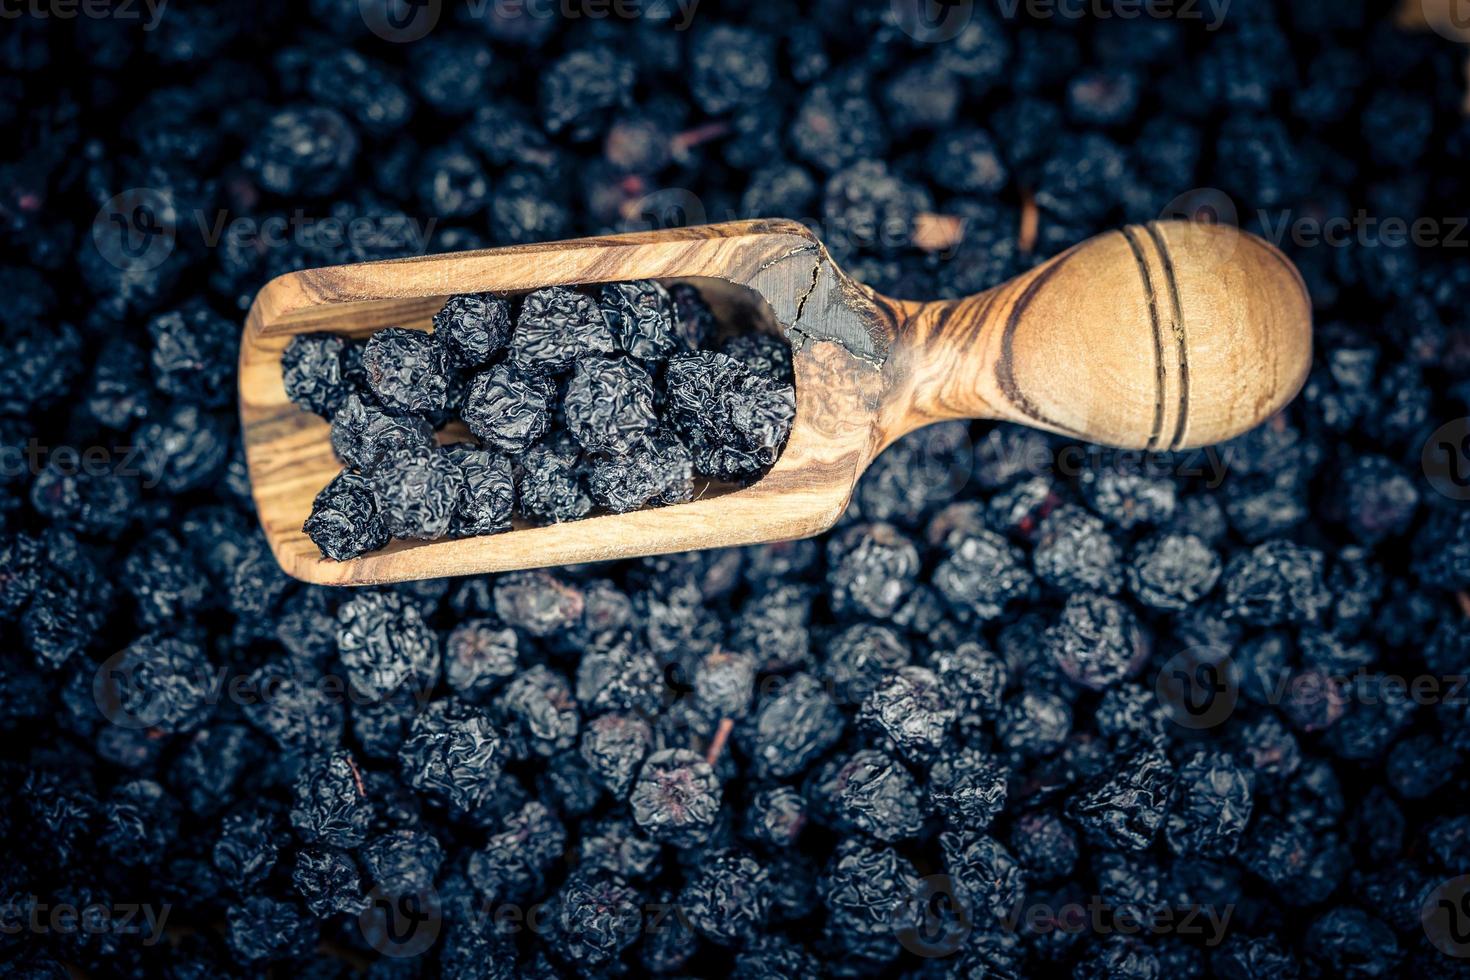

[755,241,819,277]
[793,250,822,327]
[776,243,887,370]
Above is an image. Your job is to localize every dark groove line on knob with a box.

[995,248,1083,438]
[1145,223,1189,451]
[1121,225,1167,453]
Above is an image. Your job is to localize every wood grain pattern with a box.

[240,219,1311,585]
[878,220,1311,454]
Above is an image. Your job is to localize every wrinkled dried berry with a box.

[329,392,434,472]
[680,850,771,945]
[585,431,694,513]
[1128,533,1222,611]
[461,363,554,454]
[361,327,451,415]
[629,747,721,847]
[515,433,592,524]
[444,445,514,537]
[600,280,676,361]
[368,448,462,541]
[433,292,512,370]
[336,591,438,702]
[564,356,657,455]
[664,351,795,481]
[303,471,389,559]
[1047,592,1146,691]
[860,665,955,759]
[511,286,616,374]
[1070,750,1175,851]
[282,333,349,418]
[290,750,372,849]
[496,664,579,759]
[815,748,924,842]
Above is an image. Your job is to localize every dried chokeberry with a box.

[663,351,794,481]
[563,356,657,456]
[361,327,452,415]
[368,448,462,541]
[303,471,389,559]
[599,280,676,360]
[460,363,554,454]
[329,392,434,472]
[433,292,512,370]
[444,445,514,537]
[629,747,721,847]
[282,333,349,418]
[511,286,616,373]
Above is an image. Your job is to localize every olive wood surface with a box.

[239,218,1311,585]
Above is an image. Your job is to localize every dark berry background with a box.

[3,0,1470,976]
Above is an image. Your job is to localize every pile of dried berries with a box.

[290,282,794,558]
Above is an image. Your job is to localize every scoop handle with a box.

[884,221,1312,451]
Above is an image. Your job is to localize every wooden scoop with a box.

[240,219,1311,586]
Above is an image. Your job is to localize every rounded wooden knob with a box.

[979,220,1312,451]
